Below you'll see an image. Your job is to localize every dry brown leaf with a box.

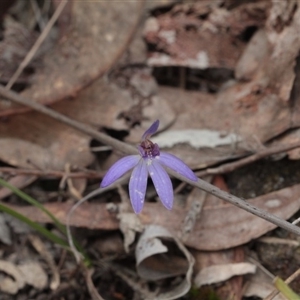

[192,246,245,300]
[8,183,300,251]
[0,175,37,199]
[0,260,26,294]
[156,85,291,168]
[28,234,60,290]
[144,1,269,69]
[0,78,136,170]
[235,29,270,81]
[18,261,48,290]
[269,128,300,160]
[0,0,144,116]
[194,262,256,287]
[0,260,47,294]
[130,1,300,169]
[0,213,11,245]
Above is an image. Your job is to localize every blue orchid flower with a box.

[100,120,198,213]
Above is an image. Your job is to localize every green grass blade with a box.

[0,177,91,265]
[0,202,69,248]
[0,177,66,233]
[274,277,300,300]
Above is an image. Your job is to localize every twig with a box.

[83,266,105,300]
[30,0,46,31]
[0,85,137,155]
[197,141,300,177]
[28,234,60,290]
[0,167,104,179]
[66,175,130,262]
[180,186,208,242]
[5,0,68,90]
[1,85,300,237]
[168,168,300,236]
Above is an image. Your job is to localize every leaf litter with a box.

[2,0,300,299]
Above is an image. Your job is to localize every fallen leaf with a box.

[3,213,31,234]
[0,175,37,200]
[192,246,245,300]
[0,78,135,170]
[18,261,48,289]
[136,224,194,300]
[0,213,11,245]
[0,0,145,116]
[133,1,300,170]
[8,183,300,251]
[144,1,269,69]
[0,260,26,294]
[235,29,270,81]
[118,212,143,253]
[152,129,242,149]
[28,234,60,290]
[194,262,256,287]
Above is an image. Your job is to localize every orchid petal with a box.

[148,159,173,210]
[158,152,198,181]
[100,155,140,188]
[129,160,148,213]
[142,120,159,141]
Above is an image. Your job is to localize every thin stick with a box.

[0,86,137,155]
[66,175,130,262]
[1,85,300,236]
[197,142,300,177]
[0,167,104,179]
[168,169,300,236]
[5,1,68,90]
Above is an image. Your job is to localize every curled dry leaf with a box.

[0,260,48,294]
[136,225,194,300]
[118,212,144,253]
[194,262,256,288]
[0,261,25,294]
[0,0,144,116]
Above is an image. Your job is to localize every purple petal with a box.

[158,152,198,182]
[129,160,148,213]
[148,159,173,210]
[142,120,159,141]
[100,155,140,187]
